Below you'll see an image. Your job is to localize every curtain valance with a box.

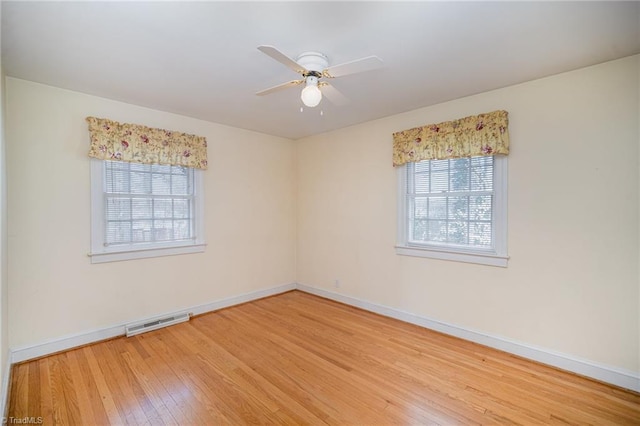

[86,117,208,170]
[392,110,509,167]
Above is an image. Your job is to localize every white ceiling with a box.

[2,1,639,140]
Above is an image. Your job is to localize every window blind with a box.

[103,161,195,246]
[406,156,494,249]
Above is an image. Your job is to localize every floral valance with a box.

[86,117,208,170]
[392,110,509,167]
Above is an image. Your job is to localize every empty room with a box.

[0,1,639,424]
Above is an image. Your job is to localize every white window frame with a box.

[89,159,206,263]
[396,156,508,267]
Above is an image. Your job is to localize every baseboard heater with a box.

[125,312,191,337]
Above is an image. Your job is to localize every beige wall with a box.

[297,56,640,373]
[4,56,639,377]
[6,78,296,348]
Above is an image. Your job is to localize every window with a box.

[90,159,205,263]
[396,155,508,267]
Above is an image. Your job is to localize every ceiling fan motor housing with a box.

[296,52,329,75]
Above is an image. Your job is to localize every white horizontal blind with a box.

[406,156,494,249]
[103,161,195,247]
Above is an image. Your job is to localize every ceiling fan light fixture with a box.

[257,45,383,108]
[301,76,322,107]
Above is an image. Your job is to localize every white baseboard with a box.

[10,283,296,364]
[296,283,640,393]
[7,281,639,393]
[187,283,296,317]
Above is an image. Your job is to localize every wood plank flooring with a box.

[8,290,640,424]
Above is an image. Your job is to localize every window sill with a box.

[89,243,206,264]
[395,245,508,267]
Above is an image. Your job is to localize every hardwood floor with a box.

[8,290,640,425]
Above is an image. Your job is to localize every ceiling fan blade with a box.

[257,45,307,74]
[320,83,349,106]
[256,80,304,96]
[323,56,383,78]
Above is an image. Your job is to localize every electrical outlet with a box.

[334,279,340,288]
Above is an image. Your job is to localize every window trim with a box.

[89,159,206,263]
[395,155,508,267]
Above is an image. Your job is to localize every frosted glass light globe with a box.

[301,84,322,107]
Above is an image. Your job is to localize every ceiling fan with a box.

[255,45,383,108]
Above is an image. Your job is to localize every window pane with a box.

[414,198,428,219]
[470,195,492,221]
[173,220,191,240]
[132,220,152,242]
[449,158,470,191]
[131,199,152,219]
[105,169,129,193]
[171,174,189,195]
[406,156,495,250]
[414,172,429,194]
[153,220,174,241]
[107,161,129,170]
[106,222,131,244]
[469,222,492,247]
[430,171,448,192]
[129,163,149,172]
[428,220,447,242]
[106,198,130,220]
[130,172,151,194]
[151,164,171,173]
[428,197,447,219]
[448,196,468,220]
[412,219,428,241]
[431,159,448,171]
[414,160,430,173]
[102,161,196,247]
[154,199,173,218]
[471,156,493,191]
[448,221,468,244]
[172,166,187,175]
[174,199,190,219]
[151,173,171,195]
